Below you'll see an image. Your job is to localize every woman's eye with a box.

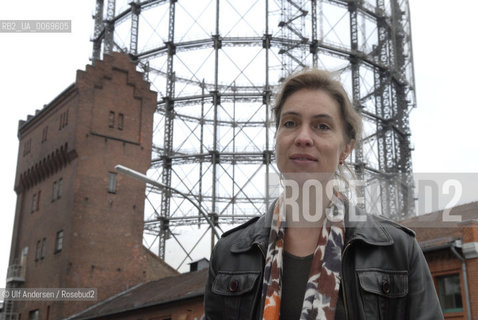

[283,120,295,128]
[318,123,330,130]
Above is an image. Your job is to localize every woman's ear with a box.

[341,139,355,161]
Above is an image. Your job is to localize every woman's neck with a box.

[283,186,331,228]
[284,227,320,257]
[282,186,331,257]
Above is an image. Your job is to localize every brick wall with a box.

[426,250,465,319]
[424,221,478,320]
[461,221,478,320]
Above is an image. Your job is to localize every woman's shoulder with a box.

[209,214,269,274]
[211,215,266,256]
[370,214,416,237]
[216,199,277,245]
[345,205,416,248]
[220,216,262,238]
[348,204,415,234]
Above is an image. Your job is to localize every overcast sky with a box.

[1,0,477,287]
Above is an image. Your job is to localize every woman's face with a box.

[275,88,354,181]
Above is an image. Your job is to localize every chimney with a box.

[189,258,209,272]
[459,219,478,259]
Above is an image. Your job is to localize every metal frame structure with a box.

[92,0,416,270]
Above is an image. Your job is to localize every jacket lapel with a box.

[229,199,276,254]
[344,206,395,246]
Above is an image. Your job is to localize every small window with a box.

[438,274,463,313]
[36,190,41,211]
[42,126,48,143]
[118,113,124,130]
[21,246,28,276]
[31,191,41,212]
[23,138,32,156]
[35,240,41,261]
[109,111,115,128]
[108,172,117,193]
[55,230,64,253]
[52,181,57,202]
[31,193,37,213]
[52,178,63,201]
[59,110,69,130]
[59,112,65,130]
[21,246,29,266]
[29,309,40,320]
[40,238,46,259]
[57,178,63,199]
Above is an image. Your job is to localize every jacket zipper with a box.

[256,243,266,259]
[341,241,352,320]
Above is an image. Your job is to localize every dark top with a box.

[280,251,314,320]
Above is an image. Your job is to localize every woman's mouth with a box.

[290,154,318,164]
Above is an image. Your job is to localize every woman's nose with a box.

[294,126,313,146]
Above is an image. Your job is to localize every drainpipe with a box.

[450,241,472,320]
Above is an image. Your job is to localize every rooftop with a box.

[401,201,478,245]
[67,269,207,320]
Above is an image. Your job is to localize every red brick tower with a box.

[5,53,176,320]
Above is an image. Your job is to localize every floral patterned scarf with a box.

[262,192,345,320]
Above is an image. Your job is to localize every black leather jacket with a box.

[204,201,444,320]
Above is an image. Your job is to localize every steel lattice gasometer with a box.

[92,0,416,271]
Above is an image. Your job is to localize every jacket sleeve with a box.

[407,237,444,319]
[203,244,222,320]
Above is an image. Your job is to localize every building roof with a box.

[18,83,76,136]
[66,269,207,320]
[401,201,478,245]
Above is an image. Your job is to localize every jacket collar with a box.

[229,199,275,254]
[344,208,395,246]
[229,199,395,254]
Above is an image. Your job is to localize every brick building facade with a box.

[402,202,478,319]
[4,53,177,320]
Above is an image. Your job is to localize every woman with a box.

[203,69,443,319]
